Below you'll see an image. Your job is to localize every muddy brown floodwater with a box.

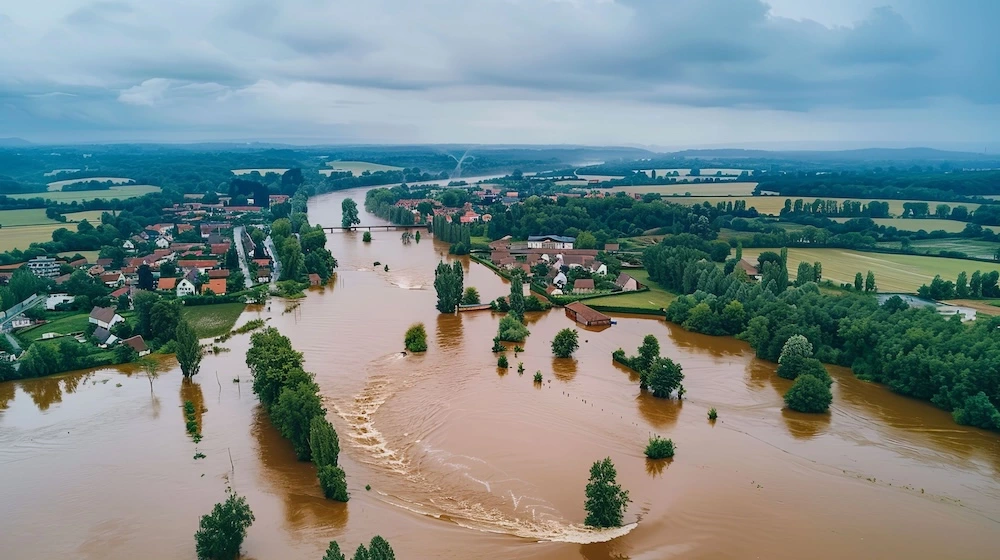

[3,187,1000,559]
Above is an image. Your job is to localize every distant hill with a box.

[670,147,995,162]
[0,137,33,147]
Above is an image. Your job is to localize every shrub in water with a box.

[498,355,509,368]
[644,435,675,459]
[784,374,832,413]
[708,407,718,421]
[533,371,543,383]
[404,323,428,353]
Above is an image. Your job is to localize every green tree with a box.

[644,435,675,459]
[323,542,346,560]
[272,218,293,239]
[318,465,349,502]
[584,457,630,528]
[777,355,830,384]
[368,536,396,560]
[404,323,428,352]
[176,319,203,379]
[778,335,812,363]
[865,271,877,293]
[854,272,864,291]
[508,277,526,323]
[783,375,832,413]
[150,299,181,345]
[956,271,970,298]
[272,375,325,460]
[636,335,660,374]
[952,392,1000,430]
[194,492,255,560]
[433,261,463,314]
[280,237,305,281]
[309,416,341,467]
[551,328,580,358]
[497,314,530,342]
[461,287,480,305]
[647,357,684,398]
[362,231,372,243]
[246,328,305,409]
[795,262,814,286]
[342,198,361,228]
[813,261,822,281]
[352,544,370,560]
[576,231,597,249]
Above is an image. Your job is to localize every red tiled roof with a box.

[123,335,148,353]
[208,269,230,278]
[177,259,219,268]
[202,278,227,295]
[210,243,231,255]
[574,278,595,289]
[158,277,178,290]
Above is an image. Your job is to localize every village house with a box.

[176,259,219,274]
[564,302,612,327]
[208,269,230,279]
[256,268,272,283]
[158,277,177,295]
[308,273,322,287]
[269,194,290,205]
[615,273,642,292]
[93,327,118,348]
[210,243,231,256]
[201,278,227,295]
[545,284,563,297]
[123,335,150,357]
[122,239,135,251]
[553,271,568,288]
[154,237,171,249]
[101,272,125,288]
[603,243,620,253]
[573,278,595,294]
[88,306,124,330]
[459,210,481,224]
[737,258,762,281]
[176,278,197,297]
[527,235,575,250]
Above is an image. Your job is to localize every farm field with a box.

[742,248,1000,293]
[0,224,62,251]
[46,176,132,191]
[635,168,750,178]
[830,217,969,233]
[608,182,758,196]
[575,174,625,182]
[16,312,92,343]
[63,210,109,223]
[0,209,53,226]
[320,161,403,176]
[57,250,101,262]
[231,168,288,176]
[663,196,982,217]
[181,303,246,339]
[940,299,1000,316]
[585,269,675,310]
[8,185,161,203]
[878,239,1000,260]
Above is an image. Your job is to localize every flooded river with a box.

[2,187,1000,559]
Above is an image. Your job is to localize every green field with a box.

[8,185,161,203]
[608,182,758,197]
[64,210,109,224]
[743,248,1000,293]
[181,303,247,339]
[0,209,53,226]
[663,196,982,217]
[46,176,132,191]
[320,161,403,176]
[831,217,969,233]
[585,269,676,310]
[17,312,92,343]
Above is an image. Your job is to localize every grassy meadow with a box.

[0,224,65,251]
[743,248,1000,293]
[0,209,54,226]
[181,303,246,339]
[877,239,1000,260]
[585,269,676,310]
[830,217,970,233]
[8,185,161,203]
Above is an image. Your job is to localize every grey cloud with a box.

[0,0,997,144]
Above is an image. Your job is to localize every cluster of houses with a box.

[488,234,642,296]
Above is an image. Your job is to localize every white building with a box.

[527,235,575,250]
[176,278,197,297]
[155,237,171,249]
[46,293,75,310]
[88,306,124,330]
[553,271,568,289]
[26,256,60,278]
[615,273,642,292]
[122,239,135,251]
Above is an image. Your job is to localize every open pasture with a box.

[8,185,161,203]
[743,248,1000,293]
[46,176,133,191]
[830,217,970,233]
[609,182,758,197]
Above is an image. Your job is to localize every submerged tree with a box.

[508,277,526,323]
[433,261,464,313]
[309,416,341,468]
[175,319,202,379]
[323,541,346,560]
[318,465,349,502]
[584,457,630,528]
[194,492,255,560]
[404,323,428,352]
[342,198,361,229]
[784,375,832,413]
[551,328,580,358]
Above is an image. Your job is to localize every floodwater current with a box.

[2,187,1000,559]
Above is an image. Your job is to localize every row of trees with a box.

[612,335,685,398]
[271,216,339,283]
[917,270,1000,300]
[245,328,348,501]
[643,235,1000,430]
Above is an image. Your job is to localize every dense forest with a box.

[754,169,1000,201]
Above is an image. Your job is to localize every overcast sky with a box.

[1,0,998,148]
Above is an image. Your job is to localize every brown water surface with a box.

[2,187,999,559]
